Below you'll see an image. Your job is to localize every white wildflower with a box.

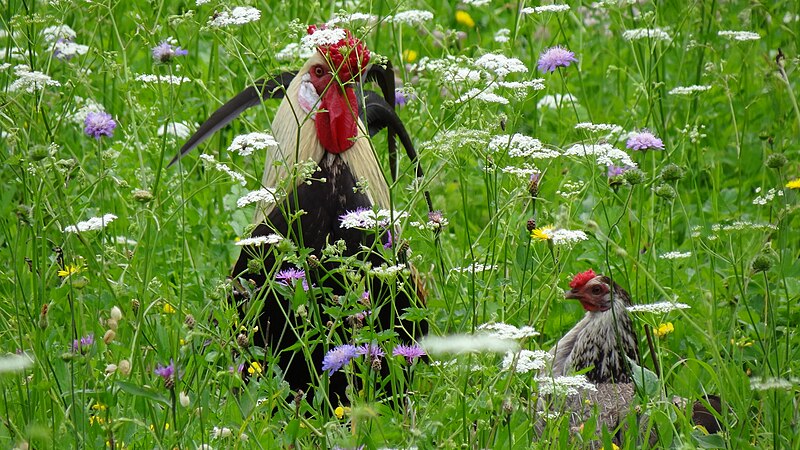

[327,12,377,26]
[627,302,691,313]
[521,4,571,14]
[500,165,540,178]
[494,28,510,43]
[235,234,283,246]
[456,87,509,104]
[752,188,782,206]
[574,122,624,134]
[421,334,519,355]
[718,30,760,41]
[274,42,315,62]
[41,25,76,43]
[536,375,597,396]
[63,213,118,233]
[489,133,560,158]
[236,187,279,208]
[390,10,434,26]
[9,68,60,93]
[112,236,138,246]
[70,97,106,125]
[502,350,552,373]
[208,6,261,27]
[196,0,209,5]
[537,93,577,109]
[556,181,584,199]
[53,40,89,58]
[450,263,496,274]
[369,264,408,279]
[301,27,346,48]
[478,323,539,340]
[179,391,190,408]
[668,85,712,95]
[495,79,546,91]
[339,208,408,229]
[136,74,191,85]
[198,154,247,186]
[711,221,778,232]
[211,426,233,439]
[157,121,193,139]
[474,53,528,79]
[563,142,637,167]
[622,28,672,41]
[660,251,692,260]
[462,0,491,5]
[227,132,278,156]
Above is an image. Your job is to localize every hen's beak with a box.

[564,289,581,300]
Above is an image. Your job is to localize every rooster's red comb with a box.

[569,269,597,289]
[307,25,370,82]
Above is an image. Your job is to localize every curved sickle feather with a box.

[363,62,398,180]
[363,91,434,213]
[167,71,297,167]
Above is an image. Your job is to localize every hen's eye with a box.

[314,66,325,77]
[591,286,602,295]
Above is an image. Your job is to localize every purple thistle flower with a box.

[154,359,175,379]
[72,333,94,352]
[152,40,188,64]
[356,343,386,360]
[607,165,630,178]
[626,131,664,151]
[392,343,426,363]
[321,344,358,375]
[394,89,407,108]
[84,112,116,140]
[428,210,444,224]
[537,46,578,73]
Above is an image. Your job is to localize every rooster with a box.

[171,26,428,404]
[544,269,722,444]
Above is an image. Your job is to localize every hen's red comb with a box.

[569,269,596,289]
[307,25,370,82]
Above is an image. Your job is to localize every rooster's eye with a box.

[314,66,325,77]
[591,285,602,295]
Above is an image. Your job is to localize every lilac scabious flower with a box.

[321,344,358,375]
[84,112,116,139]
[392,343,426,363]
[275,268,310,291]
[607,165,630,177]
[356,343,386,360]
[395,89,407,107]
[154,360,175,379]
[626,131,664,151]
[72,333,94,352]
[537,46,578,73]
[152,40,188,64]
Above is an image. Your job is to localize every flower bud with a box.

[526,218,536,232]
[132,189,154,203]
[623,168,646,185]
[184,314,196,329]
[659,163,684,182]
[179,391,190,408]
[106,318,118,331]
[751,254,773,273]
[654,184,676,200]
[103,329,116,344]
[236,333,249,349]
[765,153,787,169]
[118,359,132,376]
[105,364,118,374]
[110,306,123,321]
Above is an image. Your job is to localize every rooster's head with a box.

[298,25,371,154]
[565,269,631,312]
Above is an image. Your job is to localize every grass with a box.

[2,0,800,448]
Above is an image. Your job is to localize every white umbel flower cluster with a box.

[660,251,692,260]
[235,234,283,247]
[627,301,691,313]
[563,142,637,167]
[339,208,408,229]
[64,213,118,233]
[478,323,539,340]
[718,30,760,41]
[489,133,560,159]
[474,53,528,79]
[369,264,408,279]
[236,187,279,208]
[227,132,278,156]
[450,263,497,274]
[502,350,552,373]
[536,375,597,395]
[208,6,261,27]
[548,228,589,246]
[9,67,61,93]
[622,28,672,41]
[389,10,434,26]
[456,87,509,104]
[136,74,191,85]
[274,42,315,62]
[575,122,624,134]
[668,85,712,95]
[521,4,570,14]
[301,27,346,48]
[198,154,246,186]
[157,121,193,139]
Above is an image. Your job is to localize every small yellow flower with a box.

[179,338,186,346]
[92,402,107,411]
[455,10,475,28]
[248,361,262,375]
[162,303,176,314]
[334,405,351,419]
[58,264,82,278]
[611,444,621,450]
[402,49,418,63]
[531,226,554,241]
[786,179,800,190]
[654,322,674,337]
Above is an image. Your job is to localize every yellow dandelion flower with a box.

[248,361,262,375]
[162,303,176,314]
[402,49,418,63]
[58,264,82,278]
[655,322,674,337]
[455,10,475,28]
[786,178,800,190]
[531,226,554,241]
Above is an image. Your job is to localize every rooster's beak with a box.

[564,289,580,300]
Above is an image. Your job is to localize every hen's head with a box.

[565,269,632,312]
